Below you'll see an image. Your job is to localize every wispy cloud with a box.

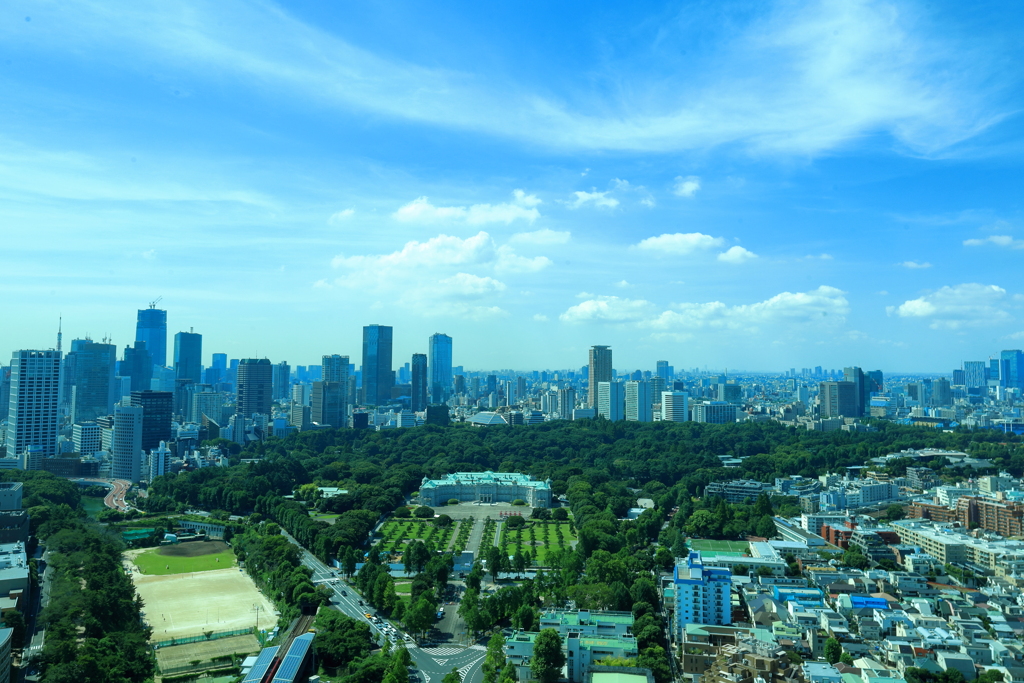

[328,209,355,224]
[900,260,932,268]
[393,191,540,225]
[718,246,758,264]
[673,176,701,198]
[7,0,1007,156]
[963,235,1024,249]
[633,233,725,255]
[564,190,618,210]
[508,229,570,245]
[886,283,1013,329]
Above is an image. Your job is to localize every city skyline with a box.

[1,2,1022,371]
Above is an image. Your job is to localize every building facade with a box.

[428,333,452,405]
[597,381,624,422]
[661,391,689,422]
[112,402,143,483]
[362,325,394,406]
[135,306,167,368]
[418,471,552,507]
[5,350,61,462]
[236,359,273,416]
[587,345,612,408]
[672,552,732,641]
[173,331,203,383]
[625,381,652,422]
[411,353,427,412]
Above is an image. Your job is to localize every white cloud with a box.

[559,296,656,324]
[900,260,932,269]
[718,246,758,264]
[963,235,1024,249]
[886,283,1012,329]
[615,280,633,289]
[16,1,1005,157]
[565,191,619,210]
[508,229,570,245]
[646,286,849,333]
[141,249,157,260]
[640,197,656,208]
[393,190,540,225]
[328,208,355,224]
[633,232,725,255]
[533,314,549,322]
[328,231,550,317]
[673,176,701,198]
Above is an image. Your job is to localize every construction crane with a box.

[148,296,163,309]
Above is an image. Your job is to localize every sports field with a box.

[155,634,261,674]
[688,539,750,554]
[133,567,276,641]
[133,540,236,575]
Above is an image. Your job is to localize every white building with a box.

[625,381,652,422]
[112,402,143,483]
[671,551,732,641]
[597,381,624,422]
[5,350,61,463]
[661,391,689,422]
[693,401,738,424]
[72,422,101,456]
[148,441,170,482]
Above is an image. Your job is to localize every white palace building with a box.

[418,471,553,507]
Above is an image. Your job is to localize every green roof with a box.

[592,673,648,683]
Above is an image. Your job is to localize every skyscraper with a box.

[842,367,867,417]
[819,381,858,418]
[362,325,394,406]
[6,350,61,461]
[135,305,167,368]
[236,359,273,416]
[173,331,203,383]
[428,333,453,404]
[964,361,988,389]
[1000,350,1024,390]
[323,355,348,383]
[272,361,291,401]
[597,381,624,421]
[625,381,652,422]
[130,390,173,451]
[67,339,117,424]
[112,401,143,483]
[661,391,689,422]
[311,381,346,428]
[557,387,576,419]
[122,341,153,393]
[411,353,428,411]
[588,346,612,408]
[656,361,673,381]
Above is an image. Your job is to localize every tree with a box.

[824,637,842,665]
[483,632,506,683]
[755,516,777,539]
[513,604,536,631]
[685,509,719,538]
[637,645,672,683]
[842,547,870,570]
[406,597,437,636]
[312,610,373,667]
[4,610,25,648]
[443,668,462,683]
[414,506,435,519]
[394,506,411,518]
[551,507,568,521]
[840,652,854,665]
[531,629,566,683]
[393,599,407,625]
[885,504,906,521]
[506,515,526,529]
[434,514,454,528]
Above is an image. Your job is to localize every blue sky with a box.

[1,0,1022,373]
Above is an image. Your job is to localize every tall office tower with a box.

[842,367,868,417]
[485,375,497,396]
[122,341,153,393]
[410,354,427,411]
[866,370,884,396]
[588,346,613,407]
[322,354,348,383]
[557,386,576,418]
[625,381,653,422]
[130,390,173,451]
[173,331,203,383]
[67,340,117,424]
[212,353,227,372]
[0,367,10,422]
[135,305,168,368]
[661,391,689,422]
[112,401,143,483]
[149,441,170,482]
[1001,350,1024,390]
[819,381,858,418]
[717,383,742,403]
[931,377,952,407]
[362,325,394,406]
[173,378,194,419]
[649,376,665,404]
[454,375,466,396]
[516,376,527,402]
[5,350,61,461]
[470,376,481,398]
[72,422,101,456]
[236,359,273,416]
[311,381,346,428]
[952,369,965,386]
[964,361,988,389]
[656,360,671,381]
[189,387,222,423]
[428,333,453,404]
[990,358,1002,384]
[272,361,291,401]
[597,381,624,421]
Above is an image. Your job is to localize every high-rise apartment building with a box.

[236,359,273,416]
[173,331,203,383]
[672,551,732,638]
[597,381,624,422]
[557,387,576,419]
[135,306,167,368]
[819,381,858,418]
[625,381,652,422]
[661,391,689,422]
[149,441,170,482]
[112,401,143,483]
[322,354,348,383]
[67,340,117,424]
[362,325,394,406]
[188,387,222,424]
[588,346,612,408]
[428,333,453,404]
[411,353,428,412]
[130,390,173,452]
[931,377,952,407]
[692,401,738,424]
[5,350,61,461]
[656,360,673,381]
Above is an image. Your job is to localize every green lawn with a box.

[133,548,236,575]
[499,521,576,567]
[394,583,412,594]
[688,539,750,553]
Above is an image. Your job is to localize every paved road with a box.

[280,531,487,683]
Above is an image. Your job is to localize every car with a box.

[358,600,364,605]
[341,590,347,596]
[364,613,373,619]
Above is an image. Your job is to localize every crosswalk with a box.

[419,646,465,656]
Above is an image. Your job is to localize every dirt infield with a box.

[159,540,230,557]
[133,567,277,641]
[155,634,261,672]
